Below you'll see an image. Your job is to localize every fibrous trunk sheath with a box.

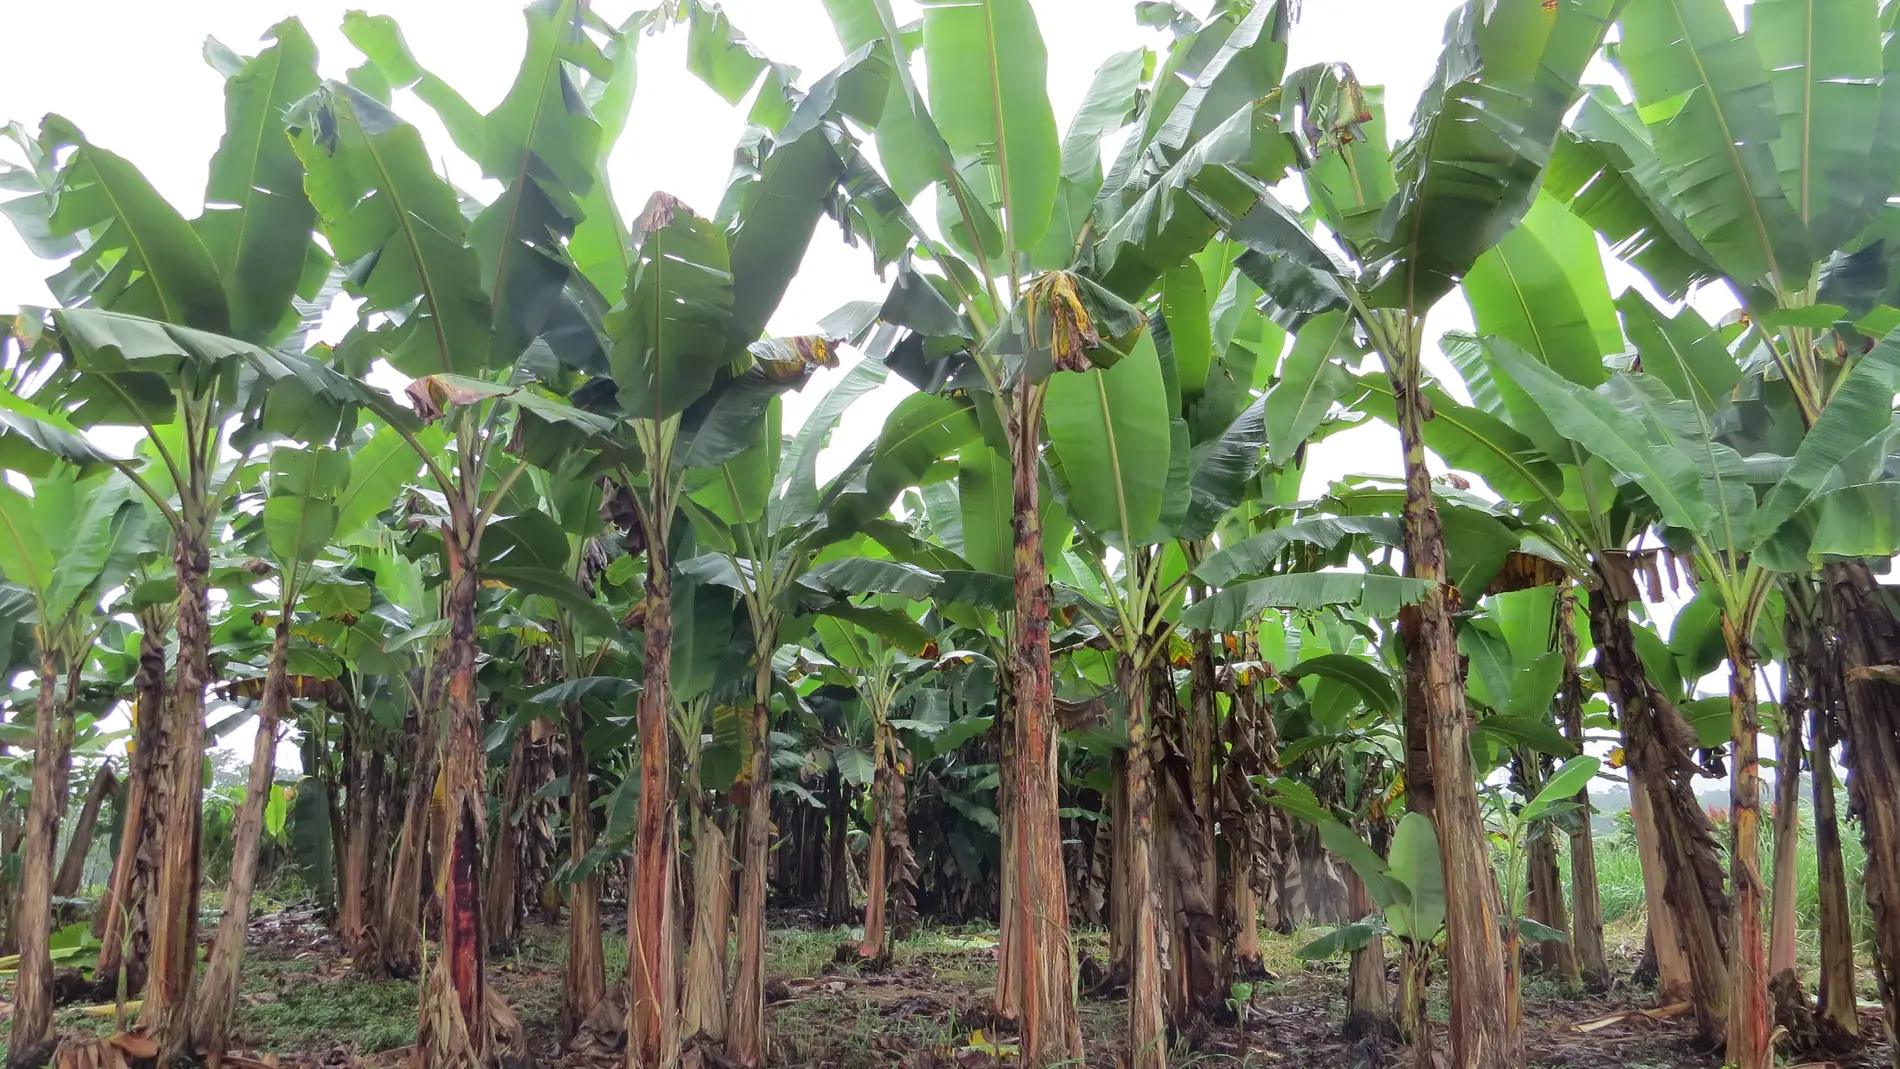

[1390,354,1514,1069]
[191,619,290,1056]
[1003,378,1083,1067]
[93,619,167,999]
[1589,587,1731,1033]
[1723,615,1771,1069]
[1557,589,1608,988]
[6,654,72,1069]
[628,540,680,1069]
[727,652,775,1067]
[1822,560,1900,1069]
[143,534,211,1060]
[1119,655,1167,1069]
[563,701,607,1040]
[417,534,510,1069]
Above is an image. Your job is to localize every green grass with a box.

[1565,815,1876,996]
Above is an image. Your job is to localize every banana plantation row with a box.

[1,0,1898,1068]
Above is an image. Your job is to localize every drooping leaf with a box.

[1264,310,1355,467]
[1543,88,1722,301]
[289,83,492,377]
[1180,394,1267,541]
[1194,515,1402,586]
[1612,0,1812,290]
[1180,572,1435,631]
[42,120,231,332]
[608,193,735,422]
[1283,653,1399,716]
[197,19,323,345]
[1045,330,1173,548]
[685,0,770,104]
[1484,343,1715,534]
[339,11,486,159]
[1462,193,1618,388]
[1365,0,1621,312]
[919,0,1062,249]
[799,557,943,602]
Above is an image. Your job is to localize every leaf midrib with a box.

[979,0,1015,250]
[488,16,567,306]
[1662,0,1787,289]
[92,159,185,327]
[348,95,459,376]
[0,495,48,603]
[219,45,293,294]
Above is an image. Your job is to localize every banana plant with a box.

[1,21,393,1050]
[1542,2,1900,1050]
[191,425,426,1054]
[1270,784,1445,1055]
[288,5,643,1059]
[1484,756,1601,1036]
[1367,197,1739,1031]
[0,466,150,1067]
[1211,4,1625,1058]
[1483,320,1900,1062]
[808,599,940,963]
[585,21,895,1060]
[825,1,1306,1058]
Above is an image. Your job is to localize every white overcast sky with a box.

[2,0,1762,769]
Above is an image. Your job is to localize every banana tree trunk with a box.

[1629,782,1693,1000]
[1106,748,1132,983]
[629,535,680,1069]
[994,667,1021,1015]
[1821,559,1900,1068]
[54,761,116,899]
[825,766,850,926]
[1769,642,1807,985]
[1556,589,1607,988]
[6,653,73,1069]
[191,619,289,1056]
[859,770,890,961]
[1343,834,1390,1040]
[727,649,774,1066]
[1222,644,1270,977]
[1810,700,1858,1038]
[93,620,166,998]
[1588,588,1730,1032]
[485,729,532,953]
[344,742,388,973]
[1119,654,1167,1069]
[682,780,731,1041]
[1767,692,1815,1044]
[889,762,916,939]
[0,742,15,959]
[418,532,512,1069]
[383,667,442,978]
[143,533,211,1060]
[561,700,606,1040]
[1003,379,1082,1067]
[1722,615,1771,1069]
[341,727,368,953]
[1186,622,1218,908]
[1154,660,1220,1024]
[1525,823,1579,984]
[1390,354,1514,1068]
